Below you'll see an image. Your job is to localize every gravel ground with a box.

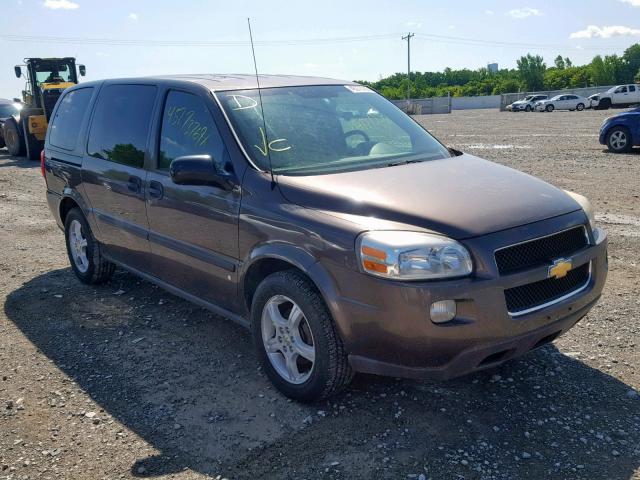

[1,108,639,480]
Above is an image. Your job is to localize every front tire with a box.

[606,127,632,153]
[576,103,585,111]
[22,118,43,161]
[64,208,115,284]
[251,270,353,402]
[599,98,611,110]
[525,105,532,112]
[3,119,24,157]
[545,104,554,112]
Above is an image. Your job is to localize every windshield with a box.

[217,85,451,175]
[550,95,562,101]
[0,104,18,117]
[523,95,534,101]
[34,62,73,84]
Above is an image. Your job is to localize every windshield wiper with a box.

[384,158,427,168]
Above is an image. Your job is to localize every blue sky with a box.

[1,0,639,96]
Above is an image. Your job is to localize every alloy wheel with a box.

[261,295,315,384]
[69,219,89,273]
[610,131,628,151]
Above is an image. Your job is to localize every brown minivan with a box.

[43,75,607,401]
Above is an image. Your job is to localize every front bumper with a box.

[326,211,607,380]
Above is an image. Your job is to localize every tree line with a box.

[358,43,640,99]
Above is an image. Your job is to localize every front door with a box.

[612,86,628,105]
[145,89,241,311]
[82,83,158,272]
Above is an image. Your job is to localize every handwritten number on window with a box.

[166,106,210,147]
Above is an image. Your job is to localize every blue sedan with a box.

[599,107,640,153]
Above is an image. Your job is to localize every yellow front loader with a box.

[3,57,85,160]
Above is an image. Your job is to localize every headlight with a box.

[564,190,596,231]
[356,231,473,280]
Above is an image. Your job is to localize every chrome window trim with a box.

[508,261,592,317]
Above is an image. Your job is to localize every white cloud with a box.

[404,21,422,29]
[570,25,640,39]
[507,7,542,18]
[128,12,138,21]
[619,0,640,6]
[485,9,495,15]
[43,0,79,9]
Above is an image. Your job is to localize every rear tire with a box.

[251,270,353,402]
[545,104,554,112]
[576,103,585,111]
[22,118,43,161]
[3,119,24,157]
[64,208,115,284]
[606,126,632,153]
[525,105,532,112]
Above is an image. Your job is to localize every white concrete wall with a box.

[451,95,501,110]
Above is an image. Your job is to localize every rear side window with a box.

[49,88,93,151]
[630,86,636,92]
[87,84,157,168]
[158,90,226,171]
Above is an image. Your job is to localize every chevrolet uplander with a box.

[43,75,607,401]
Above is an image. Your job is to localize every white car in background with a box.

[507,94,548,112]
[535,94,589,112]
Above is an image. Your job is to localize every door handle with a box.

[148,180,164,199]
[127,176,142,193]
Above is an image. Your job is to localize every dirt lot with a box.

[1,108,639,480]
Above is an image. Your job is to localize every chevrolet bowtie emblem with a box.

[548,258,572,280]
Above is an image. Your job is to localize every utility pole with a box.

[402,32,414,109]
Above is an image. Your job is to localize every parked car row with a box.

[507,84,640,113]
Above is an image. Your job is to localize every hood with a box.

[276,154,581,239]
[512,100,526,105]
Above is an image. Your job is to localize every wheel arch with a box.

[241,244,345,337]
[58,188,94,229]
[59,196,80,225]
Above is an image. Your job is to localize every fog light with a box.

[430,300,456,323]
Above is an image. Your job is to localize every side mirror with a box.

[78,65,86,76]
[14,66,21,78]
[169,154,236,189]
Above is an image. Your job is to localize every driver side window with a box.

[158,90,226,171]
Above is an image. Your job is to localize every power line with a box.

[0,33,399,47]
[0,32,627,51]
[413,33,627,51]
